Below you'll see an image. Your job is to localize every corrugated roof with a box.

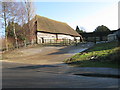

[36,15,80,37]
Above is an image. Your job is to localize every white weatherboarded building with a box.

[33,15,82,44]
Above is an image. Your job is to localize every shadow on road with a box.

[8,64,59,70]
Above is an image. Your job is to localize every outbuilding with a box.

[33,15,82,44]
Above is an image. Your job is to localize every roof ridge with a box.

[36,14,67,25]
[35,14,80,37]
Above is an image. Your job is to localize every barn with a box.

[30,15,82,44]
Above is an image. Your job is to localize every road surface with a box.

[1,43,119,88]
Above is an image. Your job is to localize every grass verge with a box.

[64,41,120,68]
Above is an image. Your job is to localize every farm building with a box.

[107,34,117,42]
[31,15,82,44]
[79,30,118,43]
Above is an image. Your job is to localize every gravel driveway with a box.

[2,42,94,65]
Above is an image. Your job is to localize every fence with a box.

[1,39,81,51]
[38,39,80,46]
[1,41,30,51]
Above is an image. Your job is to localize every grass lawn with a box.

[64,41,120,68]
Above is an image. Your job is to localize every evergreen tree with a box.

[76,26,80,33]
[76,26,85,33]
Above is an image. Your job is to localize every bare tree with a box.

[2,1,11,51]
[2,0,20,50]
[8,2,21,49]
[24,0,36,45]
[2,0,36,50]
[19,2,27,47]
[2,3,8,50]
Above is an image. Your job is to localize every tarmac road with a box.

[1,43,120,88]
[2,62,119,88]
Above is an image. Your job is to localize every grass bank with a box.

[64,41,120,68]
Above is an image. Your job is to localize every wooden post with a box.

[69,39,70,45]
[41,38,44,43]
